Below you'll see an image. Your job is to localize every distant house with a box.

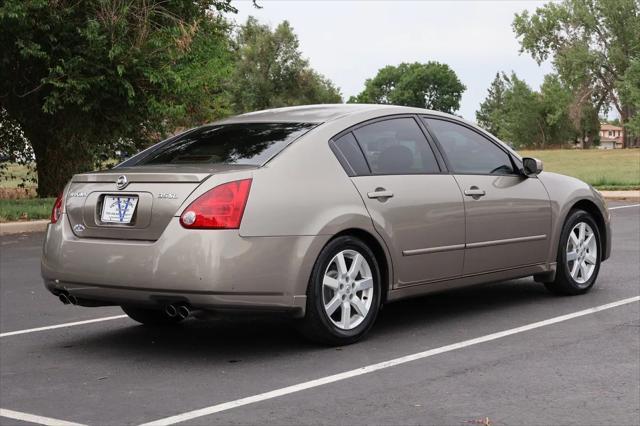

[598,123,624,149]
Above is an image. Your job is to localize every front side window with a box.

[352,118,439,175]
[424,118,515,175]
[138,123,315,166]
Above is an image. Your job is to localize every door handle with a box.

[464,186,486,197]
[367,188,394,199]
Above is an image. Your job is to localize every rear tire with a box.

[298,236,382,345]
[544,209,601,295]
[121,306,183,326]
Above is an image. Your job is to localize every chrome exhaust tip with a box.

[59,293,71,305]
[177,304,191,320]
[68,295,78,305]
[164,304,178,317]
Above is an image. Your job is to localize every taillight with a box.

[180,179,252,229]
[51,193,64,224]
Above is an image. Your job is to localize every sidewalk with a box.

[0,219,49,236]
[599,190,640,202]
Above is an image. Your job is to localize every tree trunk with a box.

[31,134,94,198]
[621,110,628,149]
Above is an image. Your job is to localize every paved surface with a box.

[0,202,638,426]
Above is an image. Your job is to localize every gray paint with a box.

[42,104,611,317]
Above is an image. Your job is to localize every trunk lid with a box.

[65,164,256,240]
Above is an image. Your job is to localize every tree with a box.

[501,74,547,148]
[476,72,587,149]
[513,0,640,147]
[539,74,582,147]
[0,0,237,196]
[476,73,508,136]
[348,62,465,114]
[619,59,640,137]
[230,17,342,113]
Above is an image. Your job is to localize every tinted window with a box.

[138,123,315,166]
[352,118,439,175]
[332,133,370,175]
[425,118,515,175]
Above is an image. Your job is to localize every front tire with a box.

[121,306,184,326]
[544,209,601,295]
[299,236,382,345]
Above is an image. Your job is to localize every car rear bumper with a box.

[42,215,330,315]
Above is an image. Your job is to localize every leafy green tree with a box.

[348,62,465,114]
[230,17,342,113]
[476,73,508,136]
[476,72,588,148]
[1,0,236,196]
[513,0,640,147]
[619,59,640,136]
[501,74,546,148]
[539,74,580,146]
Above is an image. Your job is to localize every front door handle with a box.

[464,186,486,198]
[367,188,394,199]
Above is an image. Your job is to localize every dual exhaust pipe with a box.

[59,293,78,305]
[59,292,191,319]
[164,303,191,320]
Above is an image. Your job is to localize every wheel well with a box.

[331,228,391,304]
[570,199,607,260]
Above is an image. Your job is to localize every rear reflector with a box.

[51,193,64,224]
[180,179,252,229]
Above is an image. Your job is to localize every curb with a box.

[0,220,49,236]
[599,191,640,202]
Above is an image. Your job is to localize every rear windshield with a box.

[138,122,316,166]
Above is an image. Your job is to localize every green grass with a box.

[519,149,640,190]
[0,198,55,222]
[0,162,37,188]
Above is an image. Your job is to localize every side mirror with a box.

[522,157,543,177]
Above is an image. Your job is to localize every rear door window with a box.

[352,118,440,175]
[138,123,316,166]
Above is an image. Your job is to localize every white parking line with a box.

[609,203,640,210]
[0,408,87,426]
[139,296,640,426]
[0,315,127,338]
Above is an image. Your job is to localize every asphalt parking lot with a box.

[1,202,638,426]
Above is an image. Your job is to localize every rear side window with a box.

[138,123,315,166]
[331,133,370,175]
[424,118,515,175]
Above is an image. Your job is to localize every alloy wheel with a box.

[566,221,598,285]
[322,249,374,330]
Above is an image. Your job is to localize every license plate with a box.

[101,195,138,224]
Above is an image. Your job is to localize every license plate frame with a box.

[100,195,139,224]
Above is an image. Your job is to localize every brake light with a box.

[51,193,64,224]
[180,179,252,229]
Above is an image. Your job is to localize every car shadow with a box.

[53,278,554,363]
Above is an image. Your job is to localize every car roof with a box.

[216,104,452,124]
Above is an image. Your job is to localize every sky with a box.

[232,0,554,122]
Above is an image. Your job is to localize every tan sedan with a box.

[42,104,611,345]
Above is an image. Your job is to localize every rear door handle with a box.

[367,188,394,199]
[464,186,486,197]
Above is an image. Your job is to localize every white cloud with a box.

[233,0,554,121]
